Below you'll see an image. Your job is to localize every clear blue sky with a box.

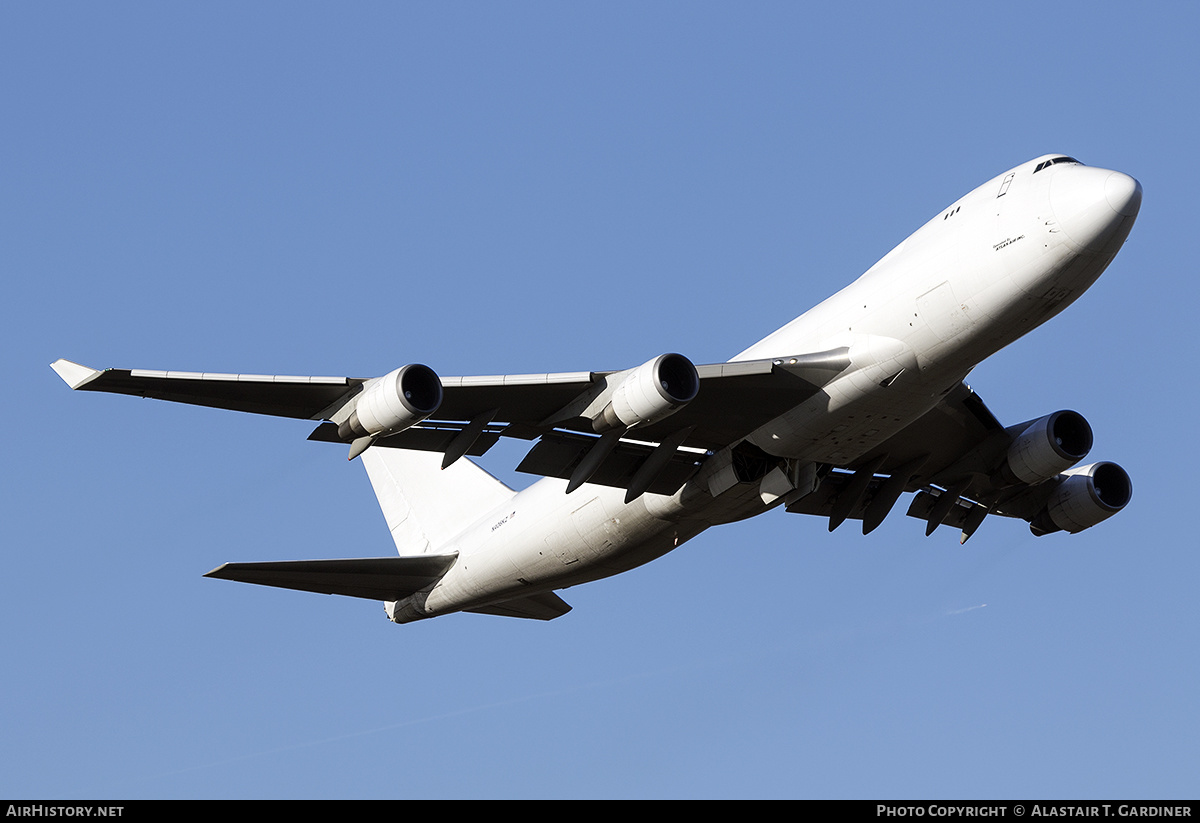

[4,1,1197,799]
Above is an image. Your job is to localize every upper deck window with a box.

[1034,156,1081,174]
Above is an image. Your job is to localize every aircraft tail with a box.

[361,448,516,555]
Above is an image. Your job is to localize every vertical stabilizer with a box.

[362,448,516,555]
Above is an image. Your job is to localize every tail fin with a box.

[361,448,516,555]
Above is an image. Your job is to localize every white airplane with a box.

[52,154,1141,624]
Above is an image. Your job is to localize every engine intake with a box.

[1030,462,1132,535]
[1004,410,1093,485]
[595,353,699,432]
[338,364,443,440]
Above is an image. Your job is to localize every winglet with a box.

[50,359,102,390]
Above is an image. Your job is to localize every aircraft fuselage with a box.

[389,155,1142,622]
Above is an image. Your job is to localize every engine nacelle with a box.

[338,364,443,440]
[594,353,699,432]
[1003,410,1093,485]
[1030,462,1132,535]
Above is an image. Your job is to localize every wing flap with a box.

[516,431,706,495]
[306,420,504,457]
[204,554,458,601]
[905,490,982,530]
[785,470,876,521]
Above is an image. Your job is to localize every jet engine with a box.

[1029,462,1132,535]
[338,364,443,440]
[1003,410,1093,485]
[593,353,699,432]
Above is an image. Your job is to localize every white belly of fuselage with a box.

[409,478,703,618]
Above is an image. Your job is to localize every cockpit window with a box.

[1034,156,1081,173]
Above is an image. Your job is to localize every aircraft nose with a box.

[1050,166,1142,251]
[1105,170,1142,217]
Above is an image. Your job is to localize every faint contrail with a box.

[143,669,666,783]
[946,603,987,615]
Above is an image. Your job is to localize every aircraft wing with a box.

[53,349,854,498]
[784,382,1131,540]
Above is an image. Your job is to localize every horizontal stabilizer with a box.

[204,554,458,601]
[465,591,572,621]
